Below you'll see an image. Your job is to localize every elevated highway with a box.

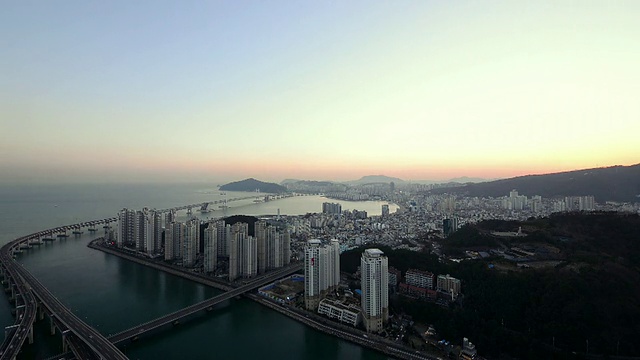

[0,203,298,359]
[108,263,302,344]
[0,253,37,360]
[0,220,127,360]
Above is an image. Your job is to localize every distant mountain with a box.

[281,179,335,186]
[349,175,405,185]
[447,176,491,183]
[219,178,287,193]
[431,164,640,203]
[280,179,302,185]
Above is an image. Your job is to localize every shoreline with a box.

[88,239,434,360]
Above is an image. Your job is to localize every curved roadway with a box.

[0,248,37,360]
[0,222,127,360]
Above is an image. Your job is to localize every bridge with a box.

[108,263,302,344]
[0,221,127,360]
[0,209,301,359]
[156,195,258,214]
[0,254,37,360]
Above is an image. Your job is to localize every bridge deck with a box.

[109,263,302,344]
[0,219,128,360]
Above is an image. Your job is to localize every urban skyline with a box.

[2,174,639,358]
[2,1,639,184]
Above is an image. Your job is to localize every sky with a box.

[1,1,639,184]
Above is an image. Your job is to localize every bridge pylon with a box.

[62,329,70,353]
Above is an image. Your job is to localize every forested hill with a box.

[341,212,640,358]
[219,178,287,193]
[430,163,640,202]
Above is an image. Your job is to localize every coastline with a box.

[88,239,434,360]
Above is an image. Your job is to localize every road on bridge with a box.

[109,263,302,344]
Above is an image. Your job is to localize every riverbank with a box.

[88,239,233,292]
[88,239,434,360]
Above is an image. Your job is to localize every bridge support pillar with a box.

[50,316,56,335]
[38,305,44,321]
[28,325,33,344]
[62,331,69,353]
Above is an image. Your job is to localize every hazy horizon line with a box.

[1,161,637,187]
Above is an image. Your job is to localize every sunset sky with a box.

[1,1,638,184]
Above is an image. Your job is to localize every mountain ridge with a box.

[430,164,640,202]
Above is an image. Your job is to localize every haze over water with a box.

[0,183,394,359]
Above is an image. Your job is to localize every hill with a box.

[219,178,287,193]
[447,176,491,183]
[281,180,335,187]
[431,164,640,202]
[349,175,405,185]
[341,212,640,358]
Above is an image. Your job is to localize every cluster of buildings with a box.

[501,190,595,213]
[322,202,342,215]
[553,195,596,212]
[394,268,462,303]
[116,208,163,254]
[303,240,390,333]
[116,208,291,281]
[304,239,340,310]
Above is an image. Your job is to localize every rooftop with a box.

[364,248,384,257]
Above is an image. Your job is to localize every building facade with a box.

[405,269,435,290]
[204,225,217,273]
[437,274,461,299]
[361,248,389,333]
[303,239,340,310]
[317,298,361,327]
[182,219,199,267]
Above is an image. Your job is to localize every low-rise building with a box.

[317,298,361,327]
[405,269,434,290]
[437,274,461,299]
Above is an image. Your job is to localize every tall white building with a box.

[361,248,389,333]
[330,239,340,291]
[282,230,291,266]
[165,221,185,261]
[165,210,176,228]
[165,222,175,261]
[304,239,340,310]
[204,225,217,273]
[255,220,267,274]
[228,223,257,281]
[183,220,199,267]
[215,221,230,257]
[116,208,136,247]
[117,207,157,252]
[256,222,291,273]
[304,239,322,310]
[134,209,147,251]
[144,210,162,255]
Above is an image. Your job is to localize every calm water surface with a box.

[0,183,394,359]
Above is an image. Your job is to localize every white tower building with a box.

[361,248,389,333]
[304,239,322,310]
[204,225,217,273]
[183,220,199,267]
